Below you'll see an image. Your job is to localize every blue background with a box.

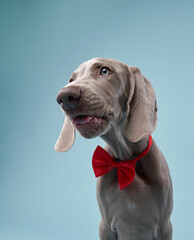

[1,0,194,239]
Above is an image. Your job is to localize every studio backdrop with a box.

[1,0,194,240]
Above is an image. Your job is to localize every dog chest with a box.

[96,171,161,229]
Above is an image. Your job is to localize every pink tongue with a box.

[72,116,95,125]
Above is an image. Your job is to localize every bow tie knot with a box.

[112,162,118,168]
[92,135,153,190]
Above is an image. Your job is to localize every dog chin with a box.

[74,120,110,139]
[76,129,101,139]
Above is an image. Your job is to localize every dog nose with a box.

[56,86,81,111]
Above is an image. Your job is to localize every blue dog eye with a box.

[100,67,111,76]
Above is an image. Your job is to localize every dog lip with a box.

[72,115,106,126]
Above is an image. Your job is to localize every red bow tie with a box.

[92,135,153,190]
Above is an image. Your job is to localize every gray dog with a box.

[55,58,173,240]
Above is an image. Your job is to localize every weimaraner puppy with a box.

[55,58,173,240]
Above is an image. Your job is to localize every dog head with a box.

[55,58,157,152]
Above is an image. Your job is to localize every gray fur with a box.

[55,58,173,240]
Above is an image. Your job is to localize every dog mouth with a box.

[72,115,107,128]
[64,104,114,138]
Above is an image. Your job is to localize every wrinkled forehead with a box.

[72,57,127,79]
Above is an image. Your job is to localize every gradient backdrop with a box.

[1,0,194,239]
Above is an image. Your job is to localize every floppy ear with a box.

[54,115,75,152]
[126,67,158,142]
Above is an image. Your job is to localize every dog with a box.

[55,58,173,240]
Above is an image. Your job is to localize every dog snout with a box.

[56,86,81,111]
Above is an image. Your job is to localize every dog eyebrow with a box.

[72,72,78,79]
[90,62,114,72]
[90,62,103,71]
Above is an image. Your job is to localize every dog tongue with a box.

[72,116,95,125]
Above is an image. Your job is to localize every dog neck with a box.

[101,127,149,161]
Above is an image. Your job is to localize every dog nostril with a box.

[68,96,76,101]
[56,97,63,105]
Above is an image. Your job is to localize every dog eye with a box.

[100,67,111,76]
[69,78,74,83]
